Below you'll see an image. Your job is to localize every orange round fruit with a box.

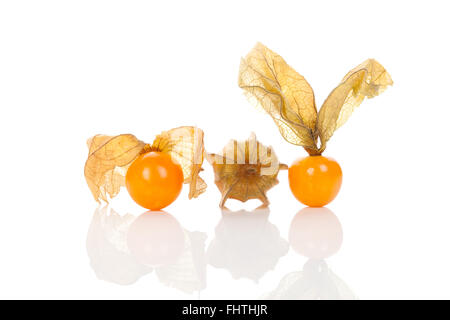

[125,151,184,210]
[288,156,342,207]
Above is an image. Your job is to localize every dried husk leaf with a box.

[84,134,149,202]
[84,127,207,203]
[238,44,393,155]
[152,126,207,199]
[207,133,287,208]
[317,59,393,150]
[238,43,319,153]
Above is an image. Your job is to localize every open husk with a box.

[207,133,287,208]
[238,43,393,155]
[84,126,206,203]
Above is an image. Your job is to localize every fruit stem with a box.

[304,147,322,157]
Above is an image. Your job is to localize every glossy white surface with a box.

[1,0,450,299]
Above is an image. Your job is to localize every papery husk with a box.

[238,43,318,153]
[238,43,393,155]
[207,133,287,208]
[84,134,149,203]
[317,59,393,151]
[152,126,207,199]
[84,127,206,203]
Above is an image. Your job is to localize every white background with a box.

[1,0,449,299]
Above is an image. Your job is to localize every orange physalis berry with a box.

[288,156,342,207]
[125,151,184,210]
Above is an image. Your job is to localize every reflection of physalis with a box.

[126,211,207,294]
[207,209,289,281]
[263,207,354,299]
[86,207,207,294]
[207,133,287,208]
[264,260,355,300]
[156,231,207,294]
[84,126,207,210]
[86,207,152,285]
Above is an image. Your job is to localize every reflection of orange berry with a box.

[127,212,185,267]
[125,151,183,210]
[289,207,343,259]
[288,156,342,207]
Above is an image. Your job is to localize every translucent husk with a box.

[84,126,207,203]
[207,133,287,208]
[238,43,393,155]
